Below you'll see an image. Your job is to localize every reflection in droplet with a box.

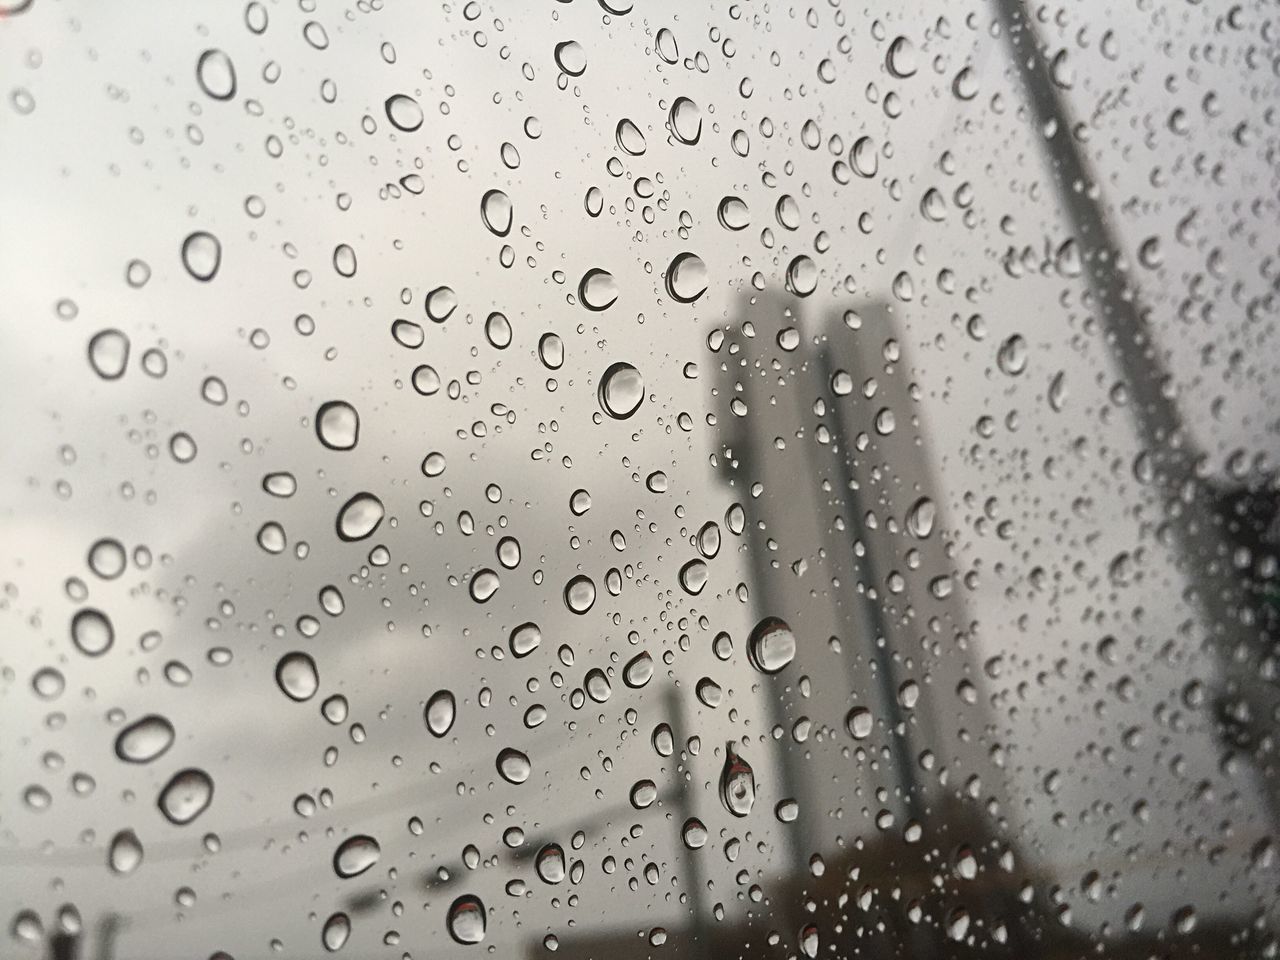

[630,779,658,809]
[276,652,319,701]
[598,362,644,419]
[447,894,486,945]
[157,768,214,825]
[747,617,796,674]
[426,690,456,737]
[682,817,707,849]
[333,835,381,879]
[719,743,756,817]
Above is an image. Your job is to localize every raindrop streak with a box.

[719,743,756,818]
[336,493,384,542]
[276,652,319,701]
[564,575,597,614]
[426,690,456,737]
[71,608,114,656]
[747,617,797,674]
[114,715,175,764]
[182,231,222,282]
[157,768,214,825]
[333,835,381,878]
[496,747,532,784]
[480,189,513,237]
[447,894,486,945]
[598,362,644,420]
[666,252,708,303]
[384,94,423,131]
[196,49,236,100]
[315,401,359,451]
[578,268,618,311]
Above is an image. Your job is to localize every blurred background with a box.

[1,0,1279,957]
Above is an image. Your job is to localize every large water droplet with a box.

[553,40,586,76]
[717,196,750,231]
[538,333,564,369]
[666,252,707,303]
[470,568,500,603]
[668,97,702,144]
[447,894,486,945]
[108,829,144,875]
[624,651,654,688]
[480,189,513,237]
[846,706,874,740]
[747,617,796,674]
[578,268,618,311]
[336,493,384,542]
[333,835,381,879]
[71,608,114,656]
[496,747,532,784]
[316,401,359,451]
[88,329,130,380]
[384,94,423,132]
[276,652,319,701]
[425,286,458,323]
[322,913,351,952]
[196,49,237,100]
[87,538,126,579]
[426,690,456,737]
[786,255,818,297]
[536,843,565,883]
[615,118,646,156]
[157,768,214,825]
[719,743,755,818]
[510,622,542,658]
[114,714,175,763]
[907,497,936,538]
[564,575,597,614]
[182,231,222,282]
[598,362,644,419]
[679,559,708,595]
[886,36,918,78]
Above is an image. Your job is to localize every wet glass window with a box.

[3,1,1280,958]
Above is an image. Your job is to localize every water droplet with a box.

[630,779,658,809]
[88,329,130,380]
[624,651,654,688]
[846,706,874,740]
[336,493,384,542]
[668,97,702,145]
[578,269,618,311]
[719,743,755,817]
[447,895,486,945]
[615,119,646,156]
[425,286,458,322]
[569,489,592,516]
[554,40,586,76]
[108,829,144,875]
[799,923,819,958]
[697,522,721,559]
[71,608,114,656]
[679,559,708,595]
[747,617,796,674]
[426,690,456,737]
[666,252,707,303]
[114,714,175,763]
[717,196,750,231]
[497,747,531,784]
[681,817,707,849]
[536,843,565,883]
[316,401,359,451]
[196,49,237,100]
[886,36,917,78]
[322,913,351,952]
[907,498,936,538]
[412,365,442,395]
[470,568,500,602]
[182,231,222,282]
[655,28,678,63]
[276,652,319,701]
[564,575,596,614]
[538,333,564,369]
[996,334,1028,376]
[484,312,512,349]
[333,835,381,879]
[851,136,879,178]
[481,189,513,237]
[510,622,542,658]
[384,94,423,132]
[87,538,126,579]
[157,768,214,825]
[598,362,644,420]
[785,255,818,296]
[332,244,357,277]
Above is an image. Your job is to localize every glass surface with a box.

[3,1,1279,958]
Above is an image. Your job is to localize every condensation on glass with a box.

[1,0,1278,958]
